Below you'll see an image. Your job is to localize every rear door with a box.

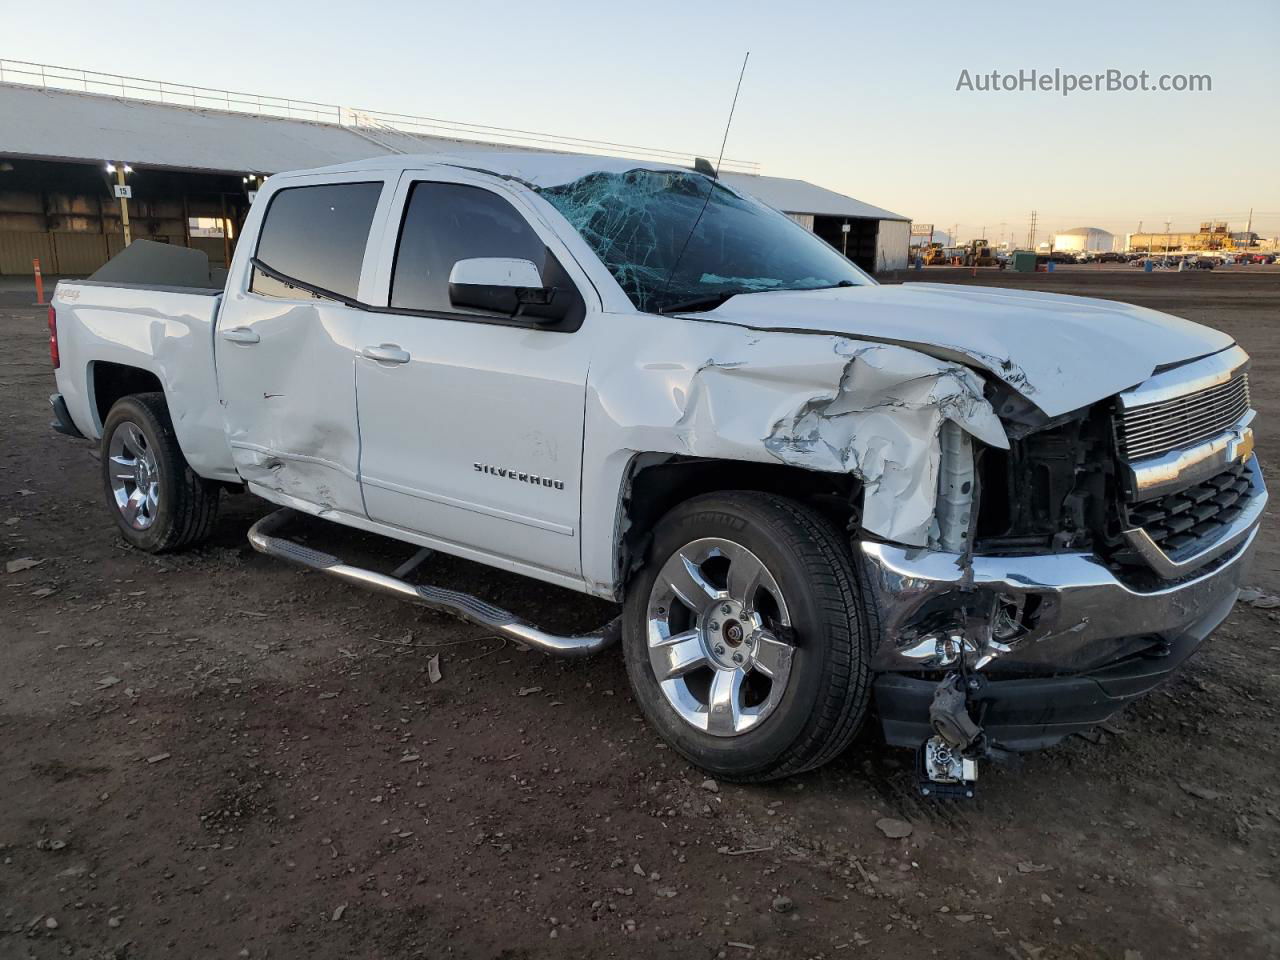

[215,174,393,515]
[354,169,596,578]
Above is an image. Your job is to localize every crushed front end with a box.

[865,345,1264,772]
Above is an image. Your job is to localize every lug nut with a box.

[714,644,726,655]
[732,652,744,664]
[709,621,719,631]
[721,604,732,615]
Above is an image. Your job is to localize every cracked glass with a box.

[538,169,869,314]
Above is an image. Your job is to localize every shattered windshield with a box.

[537,169,870,314]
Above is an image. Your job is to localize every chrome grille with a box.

[1116,373,1250,461]
[1125,460,1253,561]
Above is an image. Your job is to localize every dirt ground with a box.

[2,265,1279,959]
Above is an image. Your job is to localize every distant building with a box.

[0,63,912,276]
[1051,226,1115,254]
[1125,221,1236,253]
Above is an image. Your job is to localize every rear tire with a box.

[100,392,220,552]
[622,491,875,782]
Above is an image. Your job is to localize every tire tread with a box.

[625,490,877,783]
[723,492,874,781]
[103,392,219,552]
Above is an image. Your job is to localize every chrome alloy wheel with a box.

[107,421,160,530]
[646,537,795,737]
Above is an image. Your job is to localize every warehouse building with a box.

[0,63,911,277]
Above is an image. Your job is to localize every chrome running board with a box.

[247,508,618,657]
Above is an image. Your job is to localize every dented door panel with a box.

[216,299,367,515]
[214,170,397,518]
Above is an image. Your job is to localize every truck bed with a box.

[52,279,238,482]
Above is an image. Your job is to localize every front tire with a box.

[100,392,220,552]
[622,491,874,782]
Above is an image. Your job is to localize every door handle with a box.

[221,326,261,344]
[361,344,411,364]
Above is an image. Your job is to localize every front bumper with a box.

[863,455,1264,750]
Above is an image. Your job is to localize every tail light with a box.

[48,305,59,369]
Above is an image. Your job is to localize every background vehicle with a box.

[922,242,949,265]
[963,240,998,267]
[48,152,1266,788]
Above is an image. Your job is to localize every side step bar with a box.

[247,508,618,658]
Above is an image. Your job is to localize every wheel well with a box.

[91,362,164,428]
[616,455,862,589]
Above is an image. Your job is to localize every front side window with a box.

[391,182,553,314]
[251,182,383,301]
[538,169,871,314]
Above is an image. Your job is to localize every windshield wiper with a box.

[658,280,857,315]
[658,290,746,314]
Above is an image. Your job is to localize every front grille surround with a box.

[1115,373,1250,461]
[1124,459,1253,562]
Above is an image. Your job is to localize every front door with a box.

[354,171,595,578]
[215,175,390,515]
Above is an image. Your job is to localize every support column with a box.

[219,192,231,267]
[115,165,132,246]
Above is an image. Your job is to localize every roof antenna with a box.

[661,51,750,302]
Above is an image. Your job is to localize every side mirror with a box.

[448,257,565,322]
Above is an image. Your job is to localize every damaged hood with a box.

[693,282,1235,417]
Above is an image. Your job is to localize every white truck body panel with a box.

[51,282,238,482]
[694,281,1235,418]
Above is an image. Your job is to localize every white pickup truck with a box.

[48,151,1264,790]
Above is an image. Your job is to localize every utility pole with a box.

[1028,210,1038,251]
[1164,218,1172,258]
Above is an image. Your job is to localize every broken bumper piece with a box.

[876,630,1208,751]
[861,502,1260,751]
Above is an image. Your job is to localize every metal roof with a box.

[0,82,909,222]
[720,173,907,222]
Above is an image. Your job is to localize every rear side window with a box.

[391,182,569,316]
[251,182,382,301]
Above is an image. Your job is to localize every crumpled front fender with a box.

[587,319,1008,548]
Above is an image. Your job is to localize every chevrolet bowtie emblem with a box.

[1230,426,1255,465]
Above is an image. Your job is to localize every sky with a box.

[4,0,1278,243]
